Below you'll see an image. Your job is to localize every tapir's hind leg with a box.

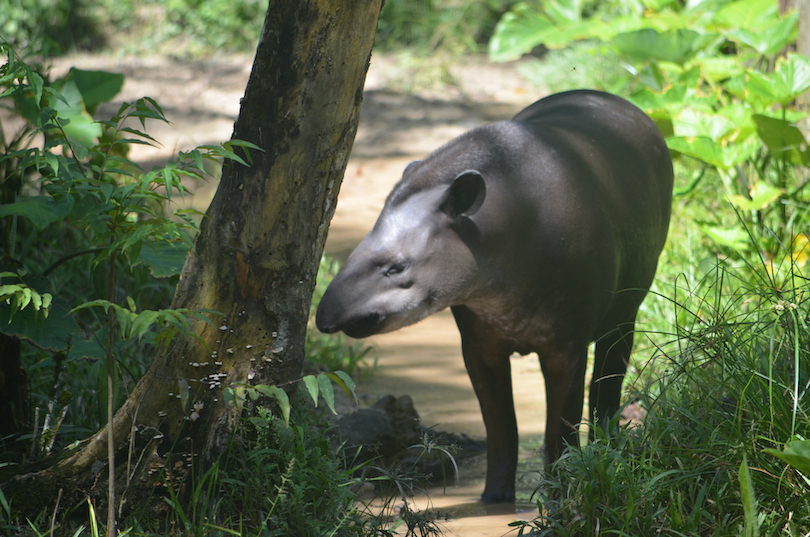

[590,316,637,437]
[451,306,517,504]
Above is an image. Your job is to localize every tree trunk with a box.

[1,0,382,522]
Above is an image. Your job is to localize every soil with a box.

[52,51,551,535]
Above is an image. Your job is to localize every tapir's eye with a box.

[384,261,408,277]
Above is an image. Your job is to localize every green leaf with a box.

[134,240,190,278]
[327,371,357,403]
[695,56,745,84]
[764,439,810,475]
[712,0,778,29]
[317,374,336,415]
[66,337,107,361]
[701,224,751,251]
[46,80,102,148]
[629,84,690,117]
[131,310,160,341]
[488,3,556,62]
[739,454,760,537]
[639,62,666,92]
[673,108,737,142]
[725,12,797,56]
[545,0,583,24]
[744,53,810,106]
[254,384,291,426]
[752,114,809,164]
[612,29,719,64]
[728,181,783,212]
[667,135,760,169]
[0,297,80,351]
[225,385,248,412]
[0,195,74,230]
[302,375,320,407]
[44,152,60,176]
[67,68,124,115]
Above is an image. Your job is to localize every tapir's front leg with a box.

[451,306,517,503]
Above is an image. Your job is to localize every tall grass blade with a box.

[739,454,760,537]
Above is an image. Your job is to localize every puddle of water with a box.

[360,474,541,536]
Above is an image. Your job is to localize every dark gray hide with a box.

[316,90,673,503]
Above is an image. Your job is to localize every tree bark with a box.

[2,0,382,521]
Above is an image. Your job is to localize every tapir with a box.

[316,89,673,503]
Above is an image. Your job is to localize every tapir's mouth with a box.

[316,306,386,338]
[339,313,385,339]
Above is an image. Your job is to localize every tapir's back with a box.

[511,90,673,245]
[513,90,671,285]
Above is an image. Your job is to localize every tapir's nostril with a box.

[314,304,335,333]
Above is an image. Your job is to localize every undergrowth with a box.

[516,246,810,536]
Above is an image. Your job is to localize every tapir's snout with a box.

[314,289,340,334]
[315,283,386,339]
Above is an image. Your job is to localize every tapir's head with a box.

[315,167,486,339]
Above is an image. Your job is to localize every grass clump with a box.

[215,398,370,537]
[517,247,810,536]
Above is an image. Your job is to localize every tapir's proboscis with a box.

[316,90,673,503]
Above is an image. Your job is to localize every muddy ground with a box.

[53,51,552,534]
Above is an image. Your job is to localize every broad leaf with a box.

[253,384,291,426]
[0,195,73,230]
[701,224,751,251]
[667,135,760,169]
[725,12,797,56]
[303,375,320,407]
[67,68,124,115]
[712,0,778,29]
[695,56,745,84]
[764,439,810,476]
[674,108,737,142]
[744,53,810,106]
[544,0,583,24]
[612,29,718,64]
[728,181,783,212]
[0,297,81,352]
[752,114,809,164]
[488,4,556,62]
[317,373,337,415]
[46,81,101,148]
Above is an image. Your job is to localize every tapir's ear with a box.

[441,170,486,219]
[403,160,421,176]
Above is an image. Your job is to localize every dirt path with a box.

[55,51,550,534]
